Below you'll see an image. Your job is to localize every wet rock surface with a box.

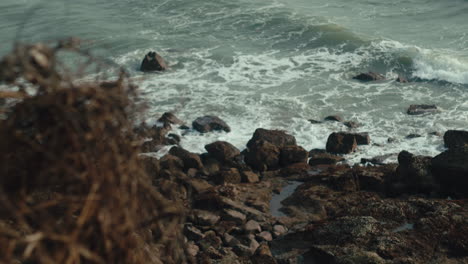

[140,51,167,72]
[353,72,385,82]
[407,104,439,115]
[193,115,231,133]
[137,122,468,264]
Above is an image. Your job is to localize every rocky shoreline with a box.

[137,112,468,264]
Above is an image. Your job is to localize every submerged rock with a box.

[192,115,231,133]
[324,115,343,122]
[140,51,167,72]
[352,72,385,82]
[407,104,439,115]
[396,75,409,83]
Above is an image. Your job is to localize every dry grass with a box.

[0,40,186,264]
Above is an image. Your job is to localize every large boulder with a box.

[392,151,436,194]
[309,152,344,166]
[169,146,204,171]
[407,104,439,115]
[326,132,357,154]
[244,140,280,171]
[192,115,231,133]
[140,51,168,72]
[247,128,296,149]
[157,112,184,126]
[353,132,371,145]
[432,146,468,197]
[279,145,308,166]
[352,72,385,82]
[205,141,241,163]
[444,130,468,149]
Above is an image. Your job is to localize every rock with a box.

[169,146,204,171]
[223,209,247,224]
[202,156,221,176]
[273,225,287,237]
[205,141,241,163]
[432,146,468,197]
[140,51,167,72]
[428,131,442,137]
[405,134,422,139]
[193,192,224,211]
[444,130,468,149]
[279,145,308,166]
[198,231,223,251]
[214,168,242,184]
[387,137,396,143]
[166,133,181,145]
[244,140,280,171]
[139,155,160,179]
[247,128,296,149]
[360,154,393,165]
[326,132,358,154]
[220,197,266,222]
[159,154,184,171]
[309,148,326,156]
[244,220,262,234]
[223,233,241,247]
[187,241,200,257]
[324,115,343,122]
[407,104,439,115]
[354,132,371,145]
[193,210,221,226]
[157,112,184,125]
[192,116,231,133]
[241,171,260,183]
[393,151,436,194]
[396,75,409,83]
[184,224,205,241]
[308,119,322,124]
[187,178,213,195]
[353,72,385,82]
[343,121,359,129]
[251,243,277,264]
[309,153,344,166]
[256,231,273,242]
[313,216,379,244]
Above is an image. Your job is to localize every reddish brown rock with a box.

[169,146,204,171]
[241,171,260,183]
[205,141,241,163]
[309,153,344,166]
[326,132,358,154]
[247,128,296,149]
[244,140,280,171]
[279,145,308,166]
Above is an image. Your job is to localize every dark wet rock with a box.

[326,132,358,154]
[407,104,439,115]
[244,140,280,171]
[308,119,322,124]
[192,115,231,133]
[405,133,422,139]
[353,72,385,82]
[241,170,260,183]
[360,154,393,165]
[432,146,468,197]
[314,216,379,244]
[214,168,242,185]
[354,132,371,145]
[199,231,223,251]
[184,224,205,241]
[157,112,184,125]
[324,115,343,122]
[309,148,326,156]
[343,121,359,129]
[205,141,241,163]
[202,155,221,176]
[428,131,442,137]
[387,137,396,143]
[247,128,296,149]
[169,146,204,171]
[391,151,436,195]
[140,51,167,72]
[309,153,344,166]
[256,231,273,242]
[279,145,308,166]
[444,130,468,149]
[305,245,386,264]
[159,154,184,171]
[166,133,181,145]
[223,233,241,248]
[193,191,224,211]
[396,75,409,83]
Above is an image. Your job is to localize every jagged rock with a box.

[223,209,247,224]
[241,171,260,183]
[324,115,343,122]
[279,145,308,166]
[187,178,212,195]
[140,51,167,72]
[273,225,287,237]
[214,168,241,184]
[159,154,184,171]
[244,140,280,171]
[193,210,221,226]
[220,197,266,222]
[407,104,439,115]
[396,76,409,83]
[205,141,241,163]
[309,153,344,166]
[223,233,241,247]
[198,231,223,251]
[256,231,273,242]
[251,243,277,264]
[157,112,184,125]
[432,146,468,197]
[444,130,468,149]
[169,146,204,171]
[326,132,357,154]
[244,220,262,234]
[247,128,296,149]
[193,115,231,133]
[353,72,385,82]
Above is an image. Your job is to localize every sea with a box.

[1,0,467,163]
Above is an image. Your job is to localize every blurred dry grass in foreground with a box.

[0,40,186,264]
